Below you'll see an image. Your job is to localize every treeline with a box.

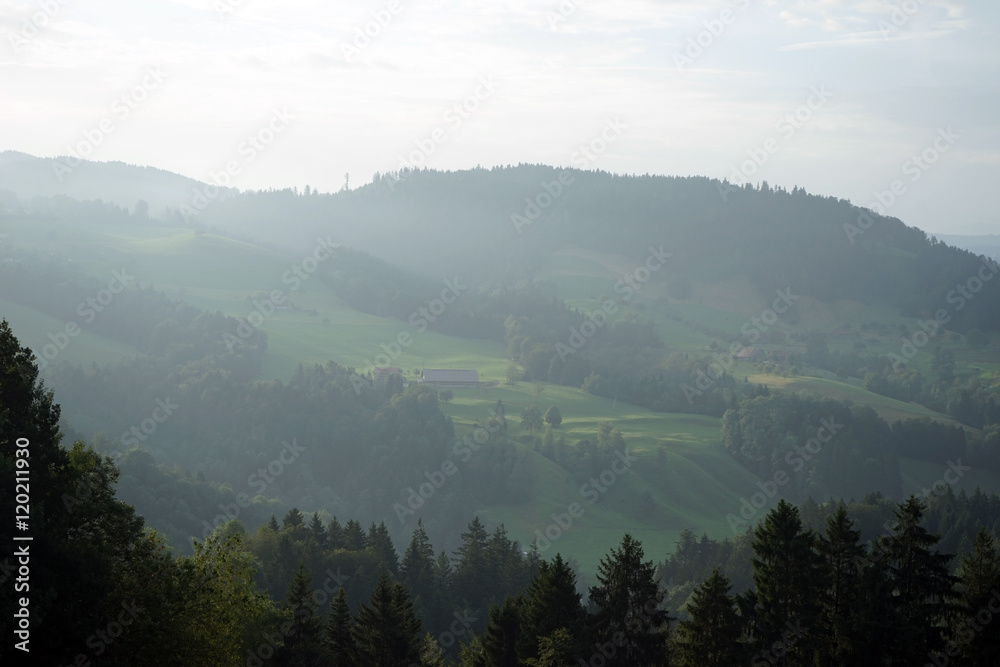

[796,335,1000,433]
[721,390,1000,501]
[255,498,1000,666]
[662,488,1000,599]
[243,512,542,648]
[721,394,902,502]
[44,351,539,554]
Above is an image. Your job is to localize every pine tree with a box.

[367,520,400,576]
[278,561,325,666]
[876,496,958,665]
[950,527,1000,665]
[749,499,821,665]
[343,518,367,550]
[308,512,326,547]
[674,568,743,666]
[268,514,280,531]
[815,503,866,666]
[477,594,525,667]
[283,507,304,529]
[588,534,670,666]
[401,519,439,623]
[353,572,422,666]
[454,516,490,610]
[327,516,344,550]
[324,587,356,667]
[485,524,522,605]
[520,554,585,661]
[667,528,701,583]
[435,548,457,626]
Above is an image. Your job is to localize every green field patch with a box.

[441,382,759,578]
[0,297,138,370]
[744,373,963,426]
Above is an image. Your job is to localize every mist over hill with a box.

[2,154,1000,666]
[0,150,230,218]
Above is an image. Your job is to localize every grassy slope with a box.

[4,220,1000,575]
[0,297,138,368]
[440,383,758,579]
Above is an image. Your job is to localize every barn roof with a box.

[421,369,479,383]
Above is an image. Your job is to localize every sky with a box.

[1,0,998,235]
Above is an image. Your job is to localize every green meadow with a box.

[4,218,999,576]
[440,382,758,578]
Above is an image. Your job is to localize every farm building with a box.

[735,346,766,362]
[419,369,480,388]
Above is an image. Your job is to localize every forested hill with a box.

[4,154,997,333]
[184,165,1000,333]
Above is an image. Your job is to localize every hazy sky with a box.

[2,0,998,234]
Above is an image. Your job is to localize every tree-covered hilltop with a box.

[185,165,1000,334]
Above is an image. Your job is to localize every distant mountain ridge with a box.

[0,150,224,217]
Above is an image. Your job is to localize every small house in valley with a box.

[735,346,766,362]
[419,369,480,388]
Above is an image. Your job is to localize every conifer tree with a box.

[875,496,958,664]
[750,499,822,665]
[324,587,356,667]
[368,520,400,576]
[477,594,525,667]
[950,527,1000,665]
[327,516,344,549]
[588,534,670,666]
[401,519,440,622]
[308,511,326,547]
[353,572,422,666]
[674,568,743,666]
[278,561,325,666]
[343,518,367,550]
[454,516,491,610]
[520,554,585,661]
[816,503,866,665]
[283,507,304,528]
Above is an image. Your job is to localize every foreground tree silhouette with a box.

[476,594,526,666]
[0,319,279,665]
[276,561,325,666]
[324,587,356,666]
[674,568,743,666]
[401,518,442,626]
[588,533,671,666]
[951,527,1000,665]
[520,553,586,661]
[352,571,422,666]
[815,503,867,665]
[874,496,958,665]
[750,499,822,665]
